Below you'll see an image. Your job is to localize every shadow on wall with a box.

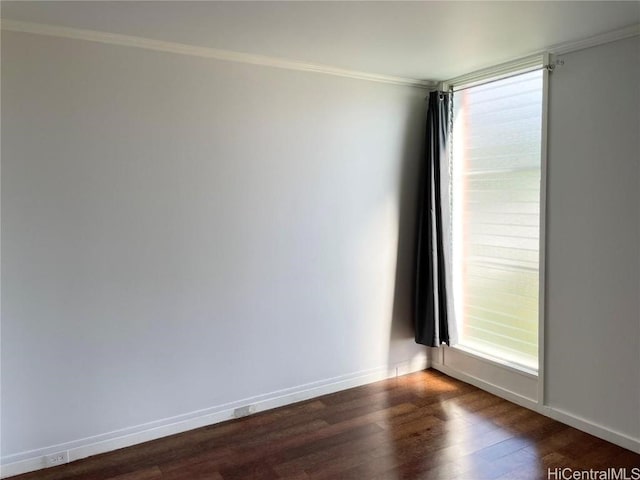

[388,96,427,366]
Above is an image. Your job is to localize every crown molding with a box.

[443,23,639,87]
[2,17,636,90]
[445,54,545,88]
[546,23,640,56]
[0,19,435,89]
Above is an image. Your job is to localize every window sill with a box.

[448,344,539,379]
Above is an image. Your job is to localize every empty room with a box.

[1,1,639,479]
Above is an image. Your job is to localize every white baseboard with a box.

[431,363,539,412]
[431,362,640,455]
[540,406,640,454]
[0,354,428,479]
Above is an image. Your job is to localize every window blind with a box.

[451,69,543,370]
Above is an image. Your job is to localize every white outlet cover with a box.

[233,404,256,418]
[44,451,69,467]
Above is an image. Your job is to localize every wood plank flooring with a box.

[11,370,640,479]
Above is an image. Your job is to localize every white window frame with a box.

[439,53,550,405]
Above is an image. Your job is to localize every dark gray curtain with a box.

[414,91,453,347]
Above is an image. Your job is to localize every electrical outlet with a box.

[44,451,68,467]
[233,404,256,418]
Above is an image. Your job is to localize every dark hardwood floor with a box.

[12,370,640,479]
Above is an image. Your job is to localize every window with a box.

[451,68,544,371]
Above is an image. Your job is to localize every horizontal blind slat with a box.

[452,68,543,369]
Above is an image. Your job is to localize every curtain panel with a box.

[414,91,458,347]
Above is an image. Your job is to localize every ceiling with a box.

[2,1,639,81]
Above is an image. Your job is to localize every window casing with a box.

[450,68,544,371]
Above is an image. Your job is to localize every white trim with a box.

[440,346,538,402]
[0,354,427,478]
[444,24,640,88]
[537,53,550,408]
[0,19,434,89]
[424,351,433,369]
[540,406,640,454]
[450,345,538,379]
[432,363,640,454]
[547,23,640,56]
[446,60,544,394]
[445,54,545,89]
[431,363,538,412]
[431,346,444,365]
[2,18,636,90]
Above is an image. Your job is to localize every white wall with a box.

[545,36,640,442]
[1,30,427,463]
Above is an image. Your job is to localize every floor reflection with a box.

[11,370,639,480]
